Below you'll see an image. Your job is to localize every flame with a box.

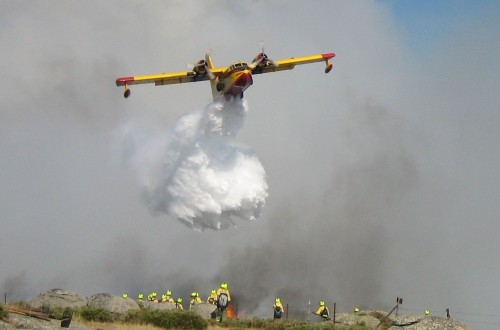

[227,305,234,319]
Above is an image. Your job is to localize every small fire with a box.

[227,305,235,319]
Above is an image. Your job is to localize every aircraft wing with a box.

[255,53,335,74]
[116,68,226,87]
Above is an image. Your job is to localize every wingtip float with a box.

[116,48,335,101]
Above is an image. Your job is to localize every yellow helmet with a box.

[166,290,172,296]
[211,290,216,294]
[191,292,197,297]
[177,298,183,303]
[220,282,228,289]
[320,301,325,306]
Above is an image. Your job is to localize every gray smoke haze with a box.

[199,100,420,317]
[1,1,499,329]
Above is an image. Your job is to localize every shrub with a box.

[211,318,329,330]
[47,306,74,320]
[124,309,142,323]
[77,306,115,322]
[0,305,8,320]
[126,309,207,330]
[288,323,335,330]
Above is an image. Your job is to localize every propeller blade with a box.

[268,58,278,67]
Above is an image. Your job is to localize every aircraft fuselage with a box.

[217,62,253,98]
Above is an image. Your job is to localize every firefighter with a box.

[207,290,217,304]
[273,298,284,319]
[176,297,184,310]
[148,292,158,302]
[215,282,231,322]
[190,292,202,309]
[196,292,203,304]
[216,283,231,303]
[313,301,330,321]
[163,290,174,304]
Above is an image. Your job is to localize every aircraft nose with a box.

[235,71,253,89]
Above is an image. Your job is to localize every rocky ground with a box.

[0,313,94,330]
[1,289,472,329]
[334,311,472,329]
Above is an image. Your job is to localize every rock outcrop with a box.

[334,312,380,328]
[333,310,472,330]
[0,320,11,330]
[190,303,217,319]
[3,313,94,330]
[139,300,177,310]
[389,315,472,330]
[30,289,87,310]
[87,293,140,315]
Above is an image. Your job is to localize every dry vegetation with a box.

[83,321,164,330]
[79,319,221,330]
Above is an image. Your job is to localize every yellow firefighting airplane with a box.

[116,48,335,100]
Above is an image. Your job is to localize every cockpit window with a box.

[229,62,249,71]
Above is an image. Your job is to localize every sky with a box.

[1,1,499,329]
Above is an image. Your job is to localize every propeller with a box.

[187,52,215,80]
[251,41,277,68]
[261,42,278,67]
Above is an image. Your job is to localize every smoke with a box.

[119,98,268,230]
[1,2,498,329]
[212,100,419,317]
[1,272,32,302]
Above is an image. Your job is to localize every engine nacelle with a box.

[252,53,268,67]
[193,59,208,74]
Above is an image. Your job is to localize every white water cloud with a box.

[119,99,268,230]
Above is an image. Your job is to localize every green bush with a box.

[124,309,142,323]
[214,317,268,328]
[0,305,8,320]
[126,309,207,330]
[288,323,369,330]
[77,306,115,322]
[46,306,74,320]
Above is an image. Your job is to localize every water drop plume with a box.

[120,98,269,231]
